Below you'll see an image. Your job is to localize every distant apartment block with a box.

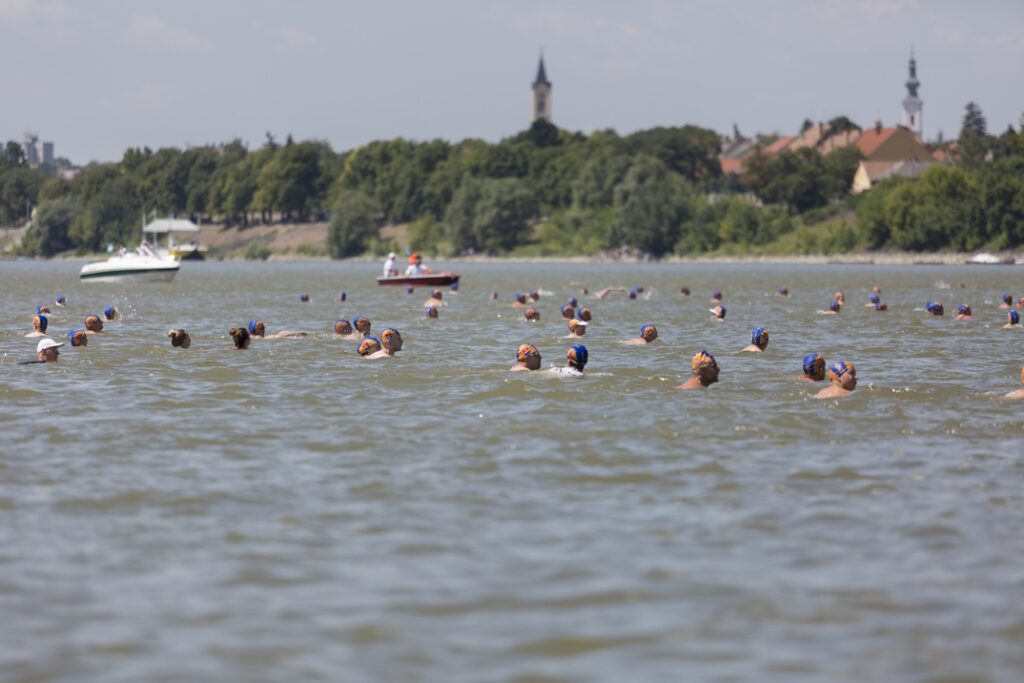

[21,132,54,167]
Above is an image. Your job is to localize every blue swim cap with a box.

[567,296,578,308]
[926,301,943,315]
[248,320,258,334]
[1011,310,1020,325]
[104,305,115,318]
[339,291,347,301]
[450,281,458,291]
[957,304,971,315]
[56,294,66,305]
[628,290,637,299]
[36,315,48,332]
[299,293,310,302]
[569,344,588,369]
[803,353,823,376]
[751,326,768,347]
[869,292,879,303]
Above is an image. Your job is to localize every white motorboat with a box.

[967,252,1016,265]
[79,218,199,282]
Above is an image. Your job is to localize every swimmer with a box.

[1004,367,1024,399]
[55,294,67,307]
[25,314,49,338]
[509,343,541,372]
[299,293,311,302]
[819,299,841,315]
[23,338,62,364]
[229,326,251,350]
[67,329,88,347]
[489,291,499,301]
[709,305,726,320]
[925,301,944,317]
[248,320,307,339]
[796,353,826,383]
[833,291,846,305]
[594,287,626,299]
[1018,297,1024,309]
[560,304,575,319]
[680,287,690,297]
[711,289,722,302]
[874,300,889,311]
[778,287,789,297]
[955,304,973,321]
[1004,310,1020,329]
[866,292,880,307]
[364,328,402,358]
[338,291,348,302]
[678,350,719,390]
[624,324,658,345]
[628,289,637,299]
[36,304,51,315]
[524,307,540,321]
[103,305,119,321]
[425,305,439,318]
[576,307,592,322]
[166,329,192,348]
[449,281,459,293]
[334,319,360,339]
[999,293,1013,309]
[566,296,578,308]
[424,289,445,308]
[84,315,104,334]
[550,344,588,376]
[741,326,769,353]
[563,318,587,338]
[353,316,372,338]
[815,360,857,399]
[357,337,382,357]
[529,290,540,302]
[512,292,528,307]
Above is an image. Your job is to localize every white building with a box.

[21,132,55,167]
[901,50,923,139]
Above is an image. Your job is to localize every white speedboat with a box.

[79,218,198,282]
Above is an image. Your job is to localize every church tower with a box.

[532,54,552,122]
[901,49,923,139]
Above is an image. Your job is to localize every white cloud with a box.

[125,14,210,55]
[0,0,73,23]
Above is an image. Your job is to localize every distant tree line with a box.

[7,102,1024,258]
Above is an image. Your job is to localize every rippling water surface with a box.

[2,260,1023,682]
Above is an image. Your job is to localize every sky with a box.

[2,0,1022,164]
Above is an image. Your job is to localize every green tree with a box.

[444,177,536,253]
[70,176,142,251]
[24,197,82,255]
[611,155,691,256]
[975,157,1024,248]
[327,190,380,257]
[959,101,991,170]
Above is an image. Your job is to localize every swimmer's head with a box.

[577,307,592,322]
[248,319,266,337]
[567,318,587,335]
[167,329,191,348]
[524,307,540,321]
[425,305,439,318]
[875,301,888,311]
[709,305,726,319]
[828,360,856,388]
[431,289,442,300]
[405,285,414,294]
[334,319,353,335]
[229,326,251,349]
[55,294,66,306]
[869,292,880,303]
[529,290,540,301]
[33,314,47,332]
[67,329,88,347]
[358,337,381,356]
[628,289,637,299]
[690,350,719,385]
[560,304,574,319]
[640,324,658,342]
[37,304,50,315]
[490,291,498,300]
[802,353,826,381]
[339,291,347,302]
[567,344,588,371]
[925,301,944,316]
[711,289,722,301]
[680,287,690,296]
[566,296,578,308]
[834,291,845,303]
[515,291,526,304]
[1003,292,1012,305]
[957,304,972,316]
[103,305,118,321]
[829,298,841,313]
[778,287,789,296]
[299,293,310,302]
[516,343,541,369]
[380,328,402,351]
[450,281,459,292]
[85,315,103,332]
[751,326,769,350]
[871,286,881,294]
[1009,310,1020,325]
[353,316,370,334]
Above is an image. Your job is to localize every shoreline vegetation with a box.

[3,103,1023,262]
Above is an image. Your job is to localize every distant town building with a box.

[901,49,923,139]
[21,132,54,167]
[531,54,552,122]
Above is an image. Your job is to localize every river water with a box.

[1,260,1022,682]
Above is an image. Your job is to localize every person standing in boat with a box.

[383,252,398,277]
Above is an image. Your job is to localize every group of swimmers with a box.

[14,283,1024,399]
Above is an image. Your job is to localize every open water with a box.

[1,260,1023,683]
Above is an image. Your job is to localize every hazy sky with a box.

[3,0,1022,164]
